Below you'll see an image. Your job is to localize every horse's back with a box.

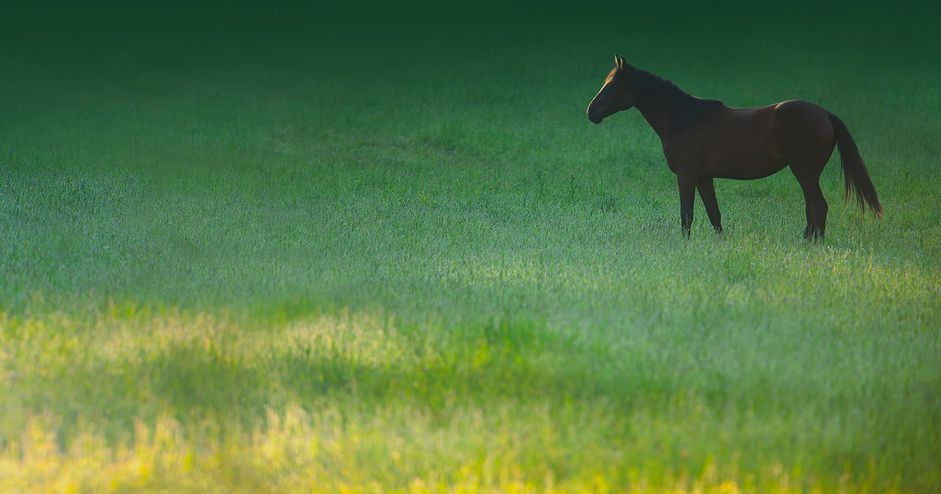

[769,100,836,164]
[695,100,833,179]
[772,100,832,132]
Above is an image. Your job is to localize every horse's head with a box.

[587,55,635,124]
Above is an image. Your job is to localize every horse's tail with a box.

[829,113,882,218]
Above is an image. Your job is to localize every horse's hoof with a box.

[803,230,825,242]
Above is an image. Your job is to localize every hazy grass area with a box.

[1,3,940,492]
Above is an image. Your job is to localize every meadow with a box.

[0,3,940,492]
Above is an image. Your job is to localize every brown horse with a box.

[587,56,882,239]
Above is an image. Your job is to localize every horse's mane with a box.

[628,67,695,104]
[627,66,722,129]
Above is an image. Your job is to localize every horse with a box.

[586,56,882,239]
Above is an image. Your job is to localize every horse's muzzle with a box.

[587,111,603,124]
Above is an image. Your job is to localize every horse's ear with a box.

[614,55,623,68]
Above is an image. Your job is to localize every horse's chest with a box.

[660,139,700,174]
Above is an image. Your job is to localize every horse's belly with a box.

[708,151,787,180]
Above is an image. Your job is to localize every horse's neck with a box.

[635,90,697,139]
[635,100,671,139]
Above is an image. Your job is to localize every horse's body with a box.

[587,56,882,239]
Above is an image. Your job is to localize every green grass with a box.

[1,4,940,492]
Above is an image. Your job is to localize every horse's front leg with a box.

[697,178,723,233]
[677,174,697,237]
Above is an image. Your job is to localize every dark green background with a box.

[2,2,938,75]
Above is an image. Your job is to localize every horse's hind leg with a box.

[791,166,828,240]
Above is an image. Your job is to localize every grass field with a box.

[1,3,940,492]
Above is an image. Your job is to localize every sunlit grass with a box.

[0,407,901,494]
[1,307,938,492]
